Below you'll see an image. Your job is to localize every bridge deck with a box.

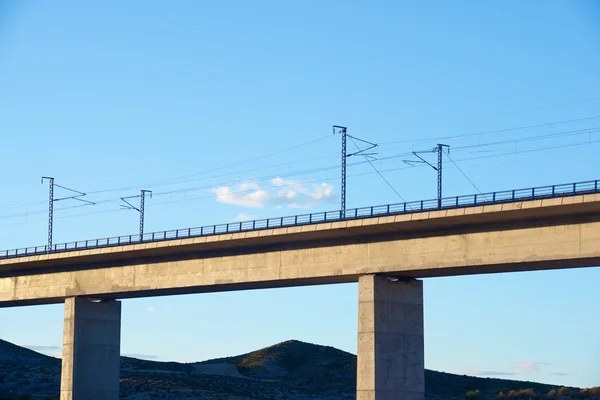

[1,191,600,307]
[2,179,599,260]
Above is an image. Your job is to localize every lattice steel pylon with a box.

[333,125,348,213]
[333,125,378,217]
[41,177,95,252]
[120,189,152,241]
[403,144,450,208]
[41,177,54,250]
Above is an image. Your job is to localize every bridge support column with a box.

[357,275,424,400]
[60,297,121,400]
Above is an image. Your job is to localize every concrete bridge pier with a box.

[60,297,122,400]
[357,275,425,400]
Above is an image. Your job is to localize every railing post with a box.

[386,204,390,215]
[552,185,555,197]
[200,227,204,235]
[403,203,406,213]
[456,197,458,207]
[512,190,515,201]
[595,181,598,192]
[294,216,298,225]
[492,192,496,203]
[474,194,477,205]
[573,183,576,194]
[188,228,191,237]
[240,222,243,231]
[532,188,535,198]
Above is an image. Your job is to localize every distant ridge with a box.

[0,337,589,400]
[0,338,57,362]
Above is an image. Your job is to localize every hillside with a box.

[0,338,595,400]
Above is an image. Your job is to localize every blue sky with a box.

[0,0,599,389]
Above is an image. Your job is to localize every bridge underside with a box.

[57,274,423,400]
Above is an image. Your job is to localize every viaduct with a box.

[1,180,599,399]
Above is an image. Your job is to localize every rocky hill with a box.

[0,338,596,400]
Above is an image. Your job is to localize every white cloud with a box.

[460,369,516,377]
[123,353,159,360]
[22,344,62,358]
[234,213,256,221]
[212,181,269,208]
[310,182,334,201]
[516,361,550,372]
[213,177,335,209]
[145,306,156,313]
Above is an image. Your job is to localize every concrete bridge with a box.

[2,180,600,400]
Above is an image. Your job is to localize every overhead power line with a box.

[378,115,600,146]
[377,125,600,162]
[445,152,484,196]
[56,133,335,188]
[1,121,599,230]
[370,98,600,142]
[1,127,599,224]
[6,115,597,208]
[3,136,600,231]
[349,136,405,202]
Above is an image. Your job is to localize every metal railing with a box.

[1,179,598,260]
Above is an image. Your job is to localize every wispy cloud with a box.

[25,345,159,361]
[213,178,335,209]
[23,344,62,358]
[122,353,159,360]
[234,212,257,221]
[212,181,269,208]
[145,306,156,313]
[25,345,61,352]
[550,372,569,376]
[516,361,551,372]
[461,369,516,377]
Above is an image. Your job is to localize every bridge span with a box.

[2,180,600,400]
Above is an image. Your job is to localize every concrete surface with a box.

[2,194,600,307]
[60,297,121,400]
[357,275,424,400]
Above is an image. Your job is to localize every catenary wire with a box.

[349,137,406,202]
[1,123,598,220]
[445,151,484,195]
[3,136,599,230]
